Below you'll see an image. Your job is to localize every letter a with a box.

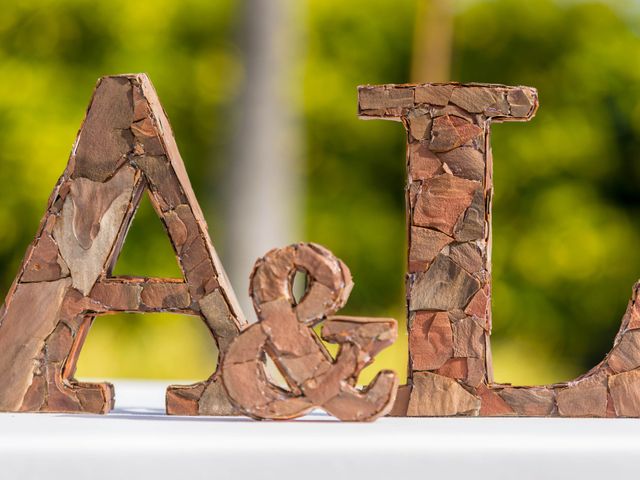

[360,83,640,417]
[0,74,247,414]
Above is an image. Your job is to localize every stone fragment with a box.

[0,279,71,411]
[141,281,191,310]
[413,173,479,235]
[54,167,137,295]
[464,286,490,323]
[75,76,135,182]
[414,84,454,106]
[438,147,485,182]
[410,254,480,311]
[408,142,442,180]
[407,110,431,141]
[137,155,187,211]
[608,370,640,417]
[131,118,165,156]
[436,358,467,379]
[448,242,483,275]
[429,114,483,152]
[507,88,537,118]
[409,311,453,370]
[624,294,640,330]
[90,281,143,311]
[466,357,486,387]
[477,385,515,416]
[166,383,205,416]
[199,289,241,351]
[409,226,452,272]
[359,86,413,110]
[387,384,411,416]
[198,378,239,416]
[454,188,486,241]
[557,381,608,417]
[499,388,555,416]
[452,316,485,358]
[407,372,480,416]
[46,323,74,363]
[607,331,640,373]
[450,87,498,113]
[21,234,69,282]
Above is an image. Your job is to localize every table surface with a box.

[0,380,638,480]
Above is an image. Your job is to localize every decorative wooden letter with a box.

[222,243,399,421]
[0,74,246,414]
[359,82,640,417]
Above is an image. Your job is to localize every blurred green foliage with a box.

[0,0,639,385]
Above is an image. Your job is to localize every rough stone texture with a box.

[438,147,485,182]
[408,226,452,272]
[358,82,640,418]
[222,243,398,421]
[0,74,246,414]
[408,142,442,180]
[557,380,608,417]
[607,331,640,373]
[409,254,480,311]
[429,115,483,152]
[499,388,556,416]
[608,369,640,417]
[409,311,453,370]
[407,372,480,416]
[477,384,514,416]
[412,174,478,235]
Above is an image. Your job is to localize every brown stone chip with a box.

[464,286,490,324]
[448,242,484,275]
[407,372,480,416]
[21,234,69,282]
[409,226,452,272]
[0,279,71,411]
[608,370,640,417]
[409,142,442,180]
[499,388,555,416]
[454,188,486,242]
[90,281,142,311]
[413,173,479,235]
[359,86,414,110]
[557,380,608,417]
[409,311,453,370]
[450,87,504,114]
[438,147,485,182]
[74,77,135,182]
[452,316,485,358]
[608,330,640,373]
[409,254,480,311]
[141,282,191,310]
[407,110,431,141]
[507,88,537,118]
[387,384,411,416]
[414,84,454,106]
[429,114,483,152]
[436,358,468,379]
[477,385,515,416]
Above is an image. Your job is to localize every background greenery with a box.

[1,0,639,386]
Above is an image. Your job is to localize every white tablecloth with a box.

[0,380,638,480]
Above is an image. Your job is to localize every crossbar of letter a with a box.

[359,83,640,417]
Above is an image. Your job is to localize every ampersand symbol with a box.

[221,243,399,421]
